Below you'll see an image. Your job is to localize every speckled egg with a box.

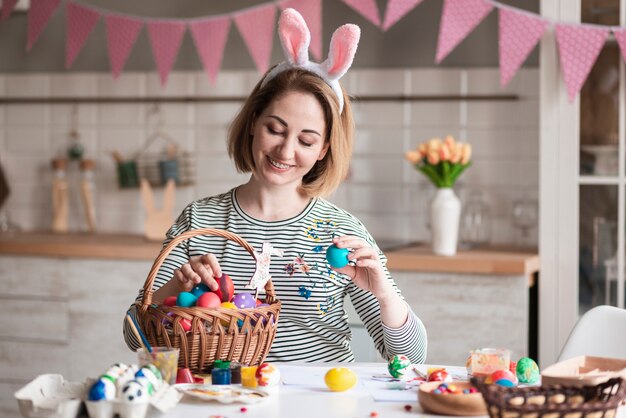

[326,244,350,268]
[121,379,150,403]
[516,357,539,384]
[388,354,412,379]
[233,292,257,309]
[255,363,281,387]
[325,367,357,392]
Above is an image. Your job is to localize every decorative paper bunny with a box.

[261,8,361,113]
[247,242,285,292]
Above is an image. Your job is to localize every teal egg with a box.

[326,244,350,268]
[516,357,539,384]
[191,283,210,297]
[176,291,197,307]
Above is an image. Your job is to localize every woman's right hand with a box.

[173,254,223,292]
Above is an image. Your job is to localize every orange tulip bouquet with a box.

[405,136,472,188]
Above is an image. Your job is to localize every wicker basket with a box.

[137,228,281,373]
[471,377,626,418]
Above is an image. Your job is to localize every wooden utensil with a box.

[51,158,69,233]
[418,381,487,416]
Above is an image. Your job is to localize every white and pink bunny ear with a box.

[261,8,360,113]
[323,24,361,81]
[278,8,311,66]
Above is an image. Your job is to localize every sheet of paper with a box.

[361,378,419,402]
[279,365,327,387]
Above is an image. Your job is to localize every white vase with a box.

[430,188,461,256]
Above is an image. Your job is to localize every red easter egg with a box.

[179,317,191,332]
[256,298,263,307]
[163,296,177,306]
[213,274,235,302]
[485,369,517,386]
[196,292,221,308]
[427,369,448,382]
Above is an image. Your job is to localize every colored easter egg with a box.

[388,354,412,379]
[233,292,257,309]
[136,367,161,391]
[191,283,210,297]
[121,379,149,403]
[214,274,235,302]
[196,292,221,308]
[180,317,192,332]
[516,357,540,384]
[88,378,116,401]
[176,292,197,307]
[427,368,450,382]
[324,367,357,392]
[219,302,237,326]
[252,303,274,326]
[326,244,350,268]
[143,364,163,383]
[485,369,518,387]
[163,296,177,307]
[255,363,281,387]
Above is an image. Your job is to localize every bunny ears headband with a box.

[261,8,361,113]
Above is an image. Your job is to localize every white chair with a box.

[558,305,626,361]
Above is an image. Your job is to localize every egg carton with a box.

[14,374,182,418]
[84,377,182,418]
[14,374,87,418]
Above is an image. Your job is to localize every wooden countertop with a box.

[386,244,539,276]
[0,232,539,277]
[0,231,162,261]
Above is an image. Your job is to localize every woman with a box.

[125,8,427,363]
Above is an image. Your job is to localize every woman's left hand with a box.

[331,236,394,300]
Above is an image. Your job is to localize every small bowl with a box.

[418,381,487,416]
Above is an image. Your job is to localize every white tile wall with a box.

[0,68,539,246]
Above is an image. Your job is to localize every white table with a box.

[158,363,464,418]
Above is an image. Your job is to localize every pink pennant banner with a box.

[27,0,61,51]
[65,3,101,69]
[190,17,231,85]
[234,4,277,74]
[382,0,424,31]
[556,24,608,102]
[280,0,322,60]
[612,28,626,66]
[498,8,548,87]
[147,20,187,86]
[1,0,18,20]
[105,15,143,79]
[340,0,381,27]
[436,0,494,63]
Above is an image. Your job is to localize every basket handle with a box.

[139,228,276,311]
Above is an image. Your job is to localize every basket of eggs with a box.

[136,228,281,373]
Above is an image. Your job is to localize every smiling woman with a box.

[124,8,427,364]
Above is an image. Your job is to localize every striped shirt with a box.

[125,189,427,363]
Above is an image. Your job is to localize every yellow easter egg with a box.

[219,301,237,326]
[324,367,357,392]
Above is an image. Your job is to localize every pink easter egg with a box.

[197,292,221,308]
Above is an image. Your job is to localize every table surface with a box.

[158,362,446,418]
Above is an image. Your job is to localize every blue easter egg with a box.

[326,244,350,268]
[176,292,197,307]
[88,378,116,401]
[191,283,210,297]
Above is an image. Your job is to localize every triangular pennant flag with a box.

[555,24,608,102]
[280,0,322,61]
[612,28,626,65]
[27,0,61,51]
[498,8,548,87]
[382,0,424,31]
[340,0,381,27]
[65,3,101,69]
[190,17,231,85]
[105,15,143,79]
[233,4,277,74]
[436,0,493,63]
[1,0,18,20]
[147,20,187,86]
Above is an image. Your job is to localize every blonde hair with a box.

[227,68,354,198]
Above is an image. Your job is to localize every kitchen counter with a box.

[0,232,538,277]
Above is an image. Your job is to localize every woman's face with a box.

[250,90,329,189]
